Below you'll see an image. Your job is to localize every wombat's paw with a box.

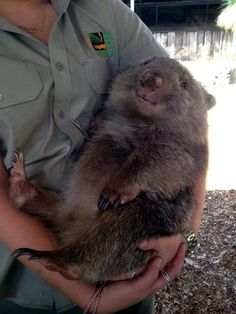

[98,183,140,212]
[9,179,38,209]
[9,150,38,208]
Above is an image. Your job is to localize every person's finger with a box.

[126,256,163,296]
[139,234,180,251]
[108,256,163,288]
[152,243,187,292]
[139,237,158,250]
[165,242,188,268]
[166,242,187,274]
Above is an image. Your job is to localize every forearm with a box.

[0,194,98,306]
[190,171,207,235]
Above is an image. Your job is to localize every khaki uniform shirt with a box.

[0,0,167,311]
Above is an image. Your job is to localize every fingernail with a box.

[155,257,162,268]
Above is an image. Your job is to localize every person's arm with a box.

[0,156,185,313]
[189,172,207,235]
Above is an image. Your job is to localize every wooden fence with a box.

[153,29,236,61]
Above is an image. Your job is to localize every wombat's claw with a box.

[12,248,41,261]
[98,194,121,212]
[98,194,111,211]
[12,149,24,165]
[113,197,121,209]
[10,149,26,180]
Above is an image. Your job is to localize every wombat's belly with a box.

[73,189,193,282]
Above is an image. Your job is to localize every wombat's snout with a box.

[136,69,165,105]
[137,70,164,98]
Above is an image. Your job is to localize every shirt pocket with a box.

[71,58,111,133]
[0,59,43,109]
[84,58,110,94]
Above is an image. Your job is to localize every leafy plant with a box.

[217,1,236,31]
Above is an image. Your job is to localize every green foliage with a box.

[226,0,236,6]
[217,2,236,31]
[221,0,236,8]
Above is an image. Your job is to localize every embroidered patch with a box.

[88,32,115,58]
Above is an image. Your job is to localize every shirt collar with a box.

[50,0,70,15]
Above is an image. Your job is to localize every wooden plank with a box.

[225,31,236,60]
[167,32,175,47]
[175,31,183,51]
[197,31,205,59]
[188,31,198,60]
[204,30,213,59]
[174,31,184,59]
[167,32,176,58]
[219,30,225,58]
[160,32,168,48]
[212,30,221,59]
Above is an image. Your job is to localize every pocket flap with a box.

[0,60,43,108]
[84,59,110,94]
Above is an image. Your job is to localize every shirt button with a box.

[58,110,65,119]
[0,94,4,101]
[56,62,64,70]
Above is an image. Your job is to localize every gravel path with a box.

[155,190,236,313]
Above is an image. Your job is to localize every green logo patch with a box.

[88,32,115,58]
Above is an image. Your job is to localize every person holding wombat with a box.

[0,0,208,313]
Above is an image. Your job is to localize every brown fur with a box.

[11,57,215,282]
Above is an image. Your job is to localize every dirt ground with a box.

[154,61,236,313]
[155,189,236,314]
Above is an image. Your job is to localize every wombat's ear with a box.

[206,93,216,110]
[12,248,78,280]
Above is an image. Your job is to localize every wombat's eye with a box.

[140,80,145,87]
[181,81,188,89]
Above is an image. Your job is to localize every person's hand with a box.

[84,243,186,313]
[139,233,187,268]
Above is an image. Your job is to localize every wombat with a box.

[10,57,215,283]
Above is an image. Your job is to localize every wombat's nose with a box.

[154,76,163,88]
[138,71,164,96]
